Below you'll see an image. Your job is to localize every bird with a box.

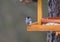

[25,16,32,25]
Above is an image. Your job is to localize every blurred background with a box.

[0,0,48,42]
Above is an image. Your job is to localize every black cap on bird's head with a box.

[27,16,30,19]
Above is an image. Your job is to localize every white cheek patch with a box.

[29,21,32,25]
[42,22,60,26]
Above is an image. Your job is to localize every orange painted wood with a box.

[42,18,60,24]
[27,24,60,31]
[27,20,60,31]
[38,0,42,24]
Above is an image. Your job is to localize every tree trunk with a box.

[48,0,60,17]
